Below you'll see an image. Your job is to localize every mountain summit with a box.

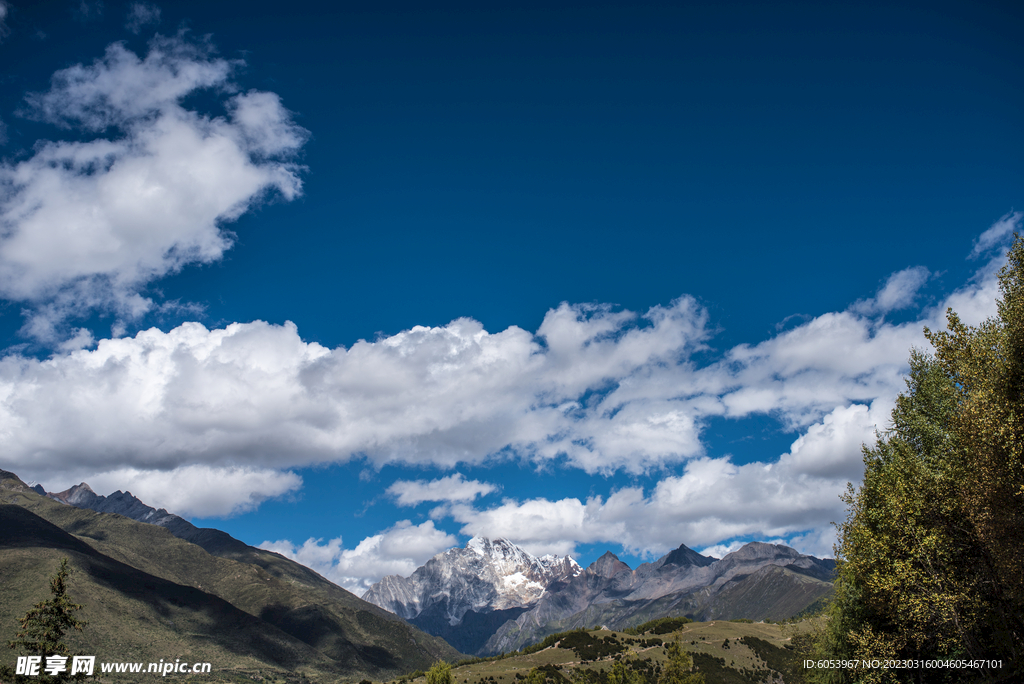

[363,537,580,654]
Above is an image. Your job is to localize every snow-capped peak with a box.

[363,535,581,627]
[467,536,489,555]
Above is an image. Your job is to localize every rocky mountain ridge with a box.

[365,534,834,656]
[38,476,834,660]
[46,481,250,556]
[363,536,581,654]
[482,541,834,654]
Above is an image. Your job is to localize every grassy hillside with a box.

[393,621,817,684]
[0,471,461,682]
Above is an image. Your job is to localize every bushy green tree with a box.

[3,558,88,683]
[427,660,454,684]
[815,236,1024,683]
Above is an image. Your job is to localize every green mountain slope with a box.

[0,470,460,682]
[395,622,815,684]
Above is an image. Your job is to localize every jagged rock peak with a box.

[588,551,631,578]
[463,537,581,574]
[662,543,716,568]
[467,536,522,557]
[363,537,582,625]
[50,482,99,507]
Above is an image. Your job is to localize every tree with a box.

[4,558,88,683]
[427,660,454,684]
[814,235,1024,683]
[657,637,703,684]
[606,660,646,684]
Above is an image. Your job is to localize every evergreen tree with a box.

[4,558,88,683]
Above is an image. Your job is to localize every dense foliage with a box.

[520,629,590,656]
[815,236,1024,683]
[427,661,455,684]
[624,617,694,636]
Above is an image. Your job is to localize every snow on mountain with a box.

[362,536,581,626]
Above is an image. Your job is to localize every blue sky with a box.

[0,0,1021,593]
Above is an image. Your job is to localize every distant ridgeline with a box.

[363,536,835,656]
[0,469,460,682]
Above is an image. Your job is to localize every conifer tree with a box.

[4,557,88,683]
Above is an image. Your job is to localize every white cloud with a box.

[850,266,931,315]
[445,438,855,561]
[74,465,302,518]
[777,401,891,480]
[0,238,1007,530]
[260,520,458,595]
[697,538,788,560]
[388,473,498,506]
[448,497,590,557]
[0,35,307,342]
[56,327,96,353]
[970,211,1021,259]
[125,2,160,34]
[0,212,1012,570]
[0,298,717,482]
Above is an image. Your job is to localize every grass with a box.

[393,622,816,684]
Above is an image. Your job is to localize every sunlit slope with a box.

[0,470,460,682]
[399,622,815,684]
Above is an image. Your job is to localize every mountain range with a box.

[3,468,835,678]
[364,536,835,656]
[1,470,459,682]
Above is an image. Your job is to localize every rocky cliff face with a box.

[362,537,581,654]
[364,537,581,623]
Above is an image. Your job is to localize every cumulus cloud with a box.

[388,473,498,506]
[125,2,160,33]
[0,34,307,342]
[0,298,716,485]
[0,237,1007,519]
[260,520,458,594]
[0,208,1013,583]
[82,465,302,518]
[444,431,860,561]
